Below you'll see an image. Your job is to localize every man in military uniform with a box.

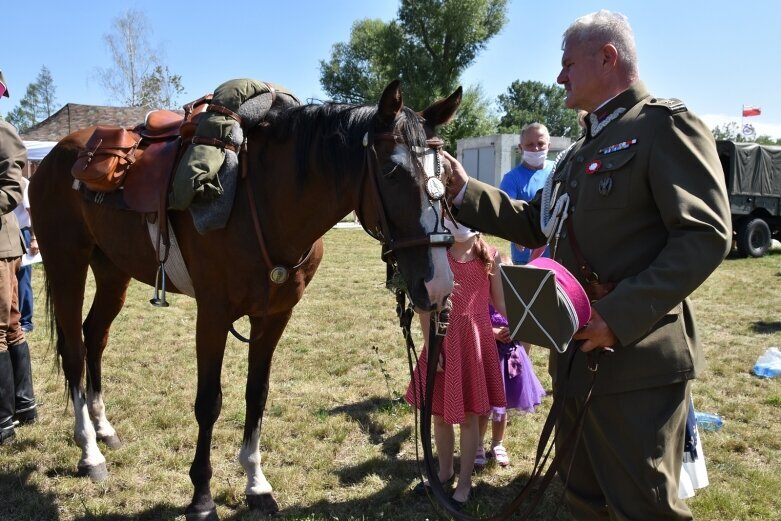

[443,10,731,520]
[0,70,38,445]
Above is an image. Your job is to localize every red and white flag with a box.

[742,106,762,117]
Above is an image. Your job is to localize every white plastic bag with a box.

[753,347,781,378]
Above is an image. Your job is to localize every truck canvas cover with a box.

[717,140,781,197]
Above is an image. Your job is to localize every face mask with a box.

[444,217,478,243]
[522,149,548,168]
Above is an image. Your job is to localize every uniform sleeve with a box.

[456,178,547,249]
[594,110,732,346]
[0,121,25,215]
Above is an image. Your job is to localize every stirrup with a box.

[150,261,170,307]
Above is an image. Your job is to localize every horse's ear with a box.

[421,86,463,127]
[378,80,403,124]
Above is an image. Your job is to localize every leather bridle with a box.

[356,129,455,266]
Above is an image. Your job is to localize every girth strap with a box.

[146,218,196,298]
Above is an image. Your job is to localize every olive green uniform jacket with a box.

[455,82,732,396]
[0,118,24,259]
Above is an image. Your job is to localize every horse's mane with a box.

[258,101,428,188]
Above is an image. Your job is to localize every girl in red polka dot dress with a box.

[406,217,507,508]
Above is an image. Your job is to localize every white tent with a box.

[23,140,57,162]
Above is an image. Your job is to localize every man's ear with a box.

[600,43,619,71]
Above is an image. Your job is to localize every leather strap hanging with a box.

[565,218,616,302]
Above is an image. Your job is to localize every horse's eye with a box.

[382,162,401,178]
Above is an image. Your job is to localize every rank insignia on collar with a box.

[599,139,637,156]
[586,160,602,174]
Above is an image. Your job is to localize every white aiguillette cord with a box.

[540,143,576,255]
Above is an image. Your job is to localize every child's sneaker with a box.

[491,444,510,466]
[474,446,488,466]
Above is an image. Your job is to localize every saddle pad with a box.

[500,264,580,353]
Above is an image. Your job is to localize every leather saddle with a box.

[122,94,213,213]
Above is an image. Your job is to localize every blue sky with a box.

[5,0,781,138]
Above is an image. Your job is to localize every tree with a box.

[319,0,508,150]
[35,66,58,117]
[139,66,184,109]
[438,85,498,149]
[755,135,781,146]
[712,121,746,142]
[496,80,580,139]
[711,122,781,145]
[394,0,508,105]
[319,19,399,105]
[4,66,60,133]
[96,9,184,108]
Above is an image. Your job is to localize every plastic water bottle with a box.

[752,347,781,378]
[695,412,723,432]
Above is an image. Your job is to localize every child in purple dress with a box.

[476,300,546,466]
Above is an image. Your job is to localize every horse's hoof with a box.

[184,508,219,521]
[247,493,279,515]
[98,434,122,449]
[77,462,108,482]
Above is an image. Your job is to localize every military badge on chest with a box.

[599,139,637,156]
[584,138,639,197]
[579,159,613,196]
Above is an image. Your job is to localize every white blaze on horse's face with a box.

[394,143,453,310]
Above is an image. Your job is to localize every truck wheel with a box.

[736,218,771,258]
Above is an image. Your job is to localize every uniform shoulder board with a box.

[647,97,688,114]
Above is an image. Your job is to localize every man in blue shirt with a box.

[499,123,553,264]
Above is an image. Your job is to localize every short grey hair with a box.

[562,10,638,78]
[520,122,550,140]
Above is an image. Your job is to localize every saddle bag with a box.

[72,126,140,192]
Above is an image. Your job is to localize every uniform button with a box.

[570,180,578,188]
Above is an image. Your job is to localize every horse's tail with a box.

[43,269,70,402]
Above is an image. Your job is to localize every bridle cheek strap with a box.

[358,131,454,264]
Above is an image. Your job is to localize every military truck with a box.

[716,140,781,257]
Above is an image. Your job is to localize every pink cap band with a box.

[528,257,591,328]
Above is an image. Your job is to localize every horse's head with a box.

[357,80,462,311]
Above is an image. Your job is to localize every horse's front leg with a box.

[186,312,229,521]
[240,311,292,515]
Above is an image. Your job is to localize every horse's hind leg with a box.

[83,250,131,450]
[45,245,109,481]
[239,311,293,515]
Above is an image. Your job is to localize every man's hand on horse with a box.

[441,150,468,199]
[573,308,618,353]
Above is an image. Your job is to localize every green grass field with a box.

[1,229,779,520]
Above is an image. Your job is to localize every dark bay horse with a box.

[29,80,462,519]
